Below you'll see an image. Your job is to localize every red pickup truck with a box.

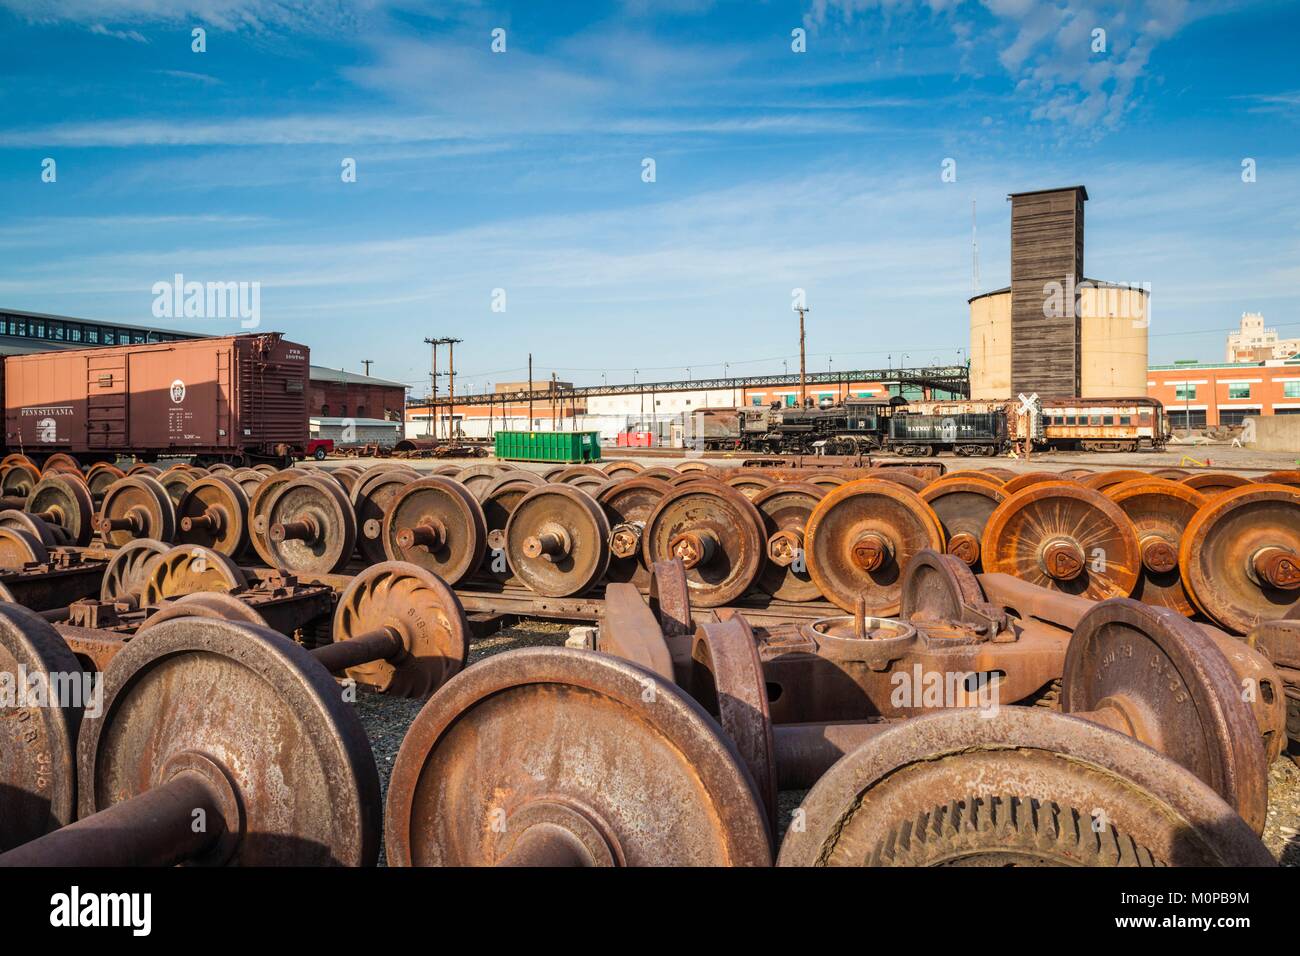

[300,438,334,461]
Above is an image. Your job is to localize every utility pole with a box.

[445,337,462,440]
[423,338,438,438]
[551,372,558,430]
[361,359,373,377]
[528,354,534,432]
[796,305,809,407]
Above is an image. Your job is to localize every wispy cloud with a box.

[88,22,147,41]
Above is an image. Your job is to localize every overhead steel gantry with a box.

[406,365,970,410]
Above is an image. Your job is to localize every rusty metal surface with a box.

[752,481,825,602]
[0,605,82,851]
[332,561,469,697]
[598,581,675,682]
[35,618,380,866]
[143,544,247,605]
[247,468,298,565]
[99,538,169,603]
[0,509,62,548]
[1079,469,1150,492]
[138,591,269,631]
[1201,625,1287,764]
[689,617,779,839]
[1182,471,1251,496]
[1180,483,1300,633]
[595,476,671,590]
[642,481,765,607]
[176,475,250,557]
[349,465,417,564]
[382,475,485,585]
[981,482,1139,600]
[1000,471,1061,494]
[1104,477,1206,616]
[804,479,944,616]
[385,646,772,866]
[1061,599,1268,833]
[504,484,610,597]
[266,473,358,574]
[27,474,94,547]
[0,527,45,569]
[776,708,1274,867]
[920,478,1006,571]
[97,475,177,547]
[0,554,105,612]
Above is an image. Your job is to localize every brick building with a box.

[308,366,406,422]
[1149,358,1300,428]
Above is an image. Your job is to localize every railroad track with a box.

[0,450,1297,867]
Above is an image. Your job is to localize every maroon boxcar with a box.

[3,333,309,465]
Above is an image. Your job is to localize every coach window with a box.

[1119,415,1132,425]
[1103,415,1114,425]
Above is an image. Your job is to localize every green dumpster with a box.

[494,430,602,463]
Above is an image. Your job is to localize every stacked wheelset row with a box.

[0,551,1279,867]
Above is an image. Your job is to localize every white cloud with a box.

[88,22,147,41]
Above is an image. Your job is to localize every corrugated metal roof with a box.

[309,366,407,389]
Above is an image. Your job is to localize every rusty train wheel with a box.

[252,463,279,475]
[100,539,169,603]
[77,618,380,865]
[1182,472,1250,496]
[1080,469,1151,492]
[350,466,418,565]
[1103,478,1207,616]
[920,478,1007,572]
[26,474,94,546]
[980,483,1139,600]
[96,475,177,548]
[504,485,610,597]
[85,463,126,504]
[1062,599,1268,833]
[0,509,61,548]
[1058,468,1095,480]
[266,474,358,574]
[125,463,160,477]
[143,544,248,605]
[0,605,82,850]
[1,462,40,501]
[158,467,202,506]
[776,709,1272,867]
[230,468,264,498]
[725,471,774,499]
[138,591,269,632]
[553,465,606,485]
[1001,471,1062,495]
[479,474,545,586]
[803,472,847,490]
[752,482,826,602]
[643,482,765,607]
[602,460,643,476]
[332,561,470,698]
[329,467,362,495]
[668,471,713,487]
[41,453,81,476]
[176,475,250,557]
[1,454,33,469]
[382,476,486,585]
[865,469,929,492]
[385,646,772,866]
[638,466,680,482]
[979,467,1016,481]
[688,617,779,840]
[0,527,47,569]
[595,476,672,590]
[453,463,503,500]
[804,479,944,616]
[929,470,1003,489]
[1258,470,1300,488]
[1180,483,1300,633]
[1152,468,1191,480]
[676,460,714,473]
[247,468,300,566]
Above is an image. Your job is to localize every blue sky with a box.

[1,0,1297,394]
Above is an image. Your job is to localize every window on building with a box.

[357,406,365,417]
[1169,409,1207,429]
[1285,383,1300,399]
[1220,408,1255,426]
[132,332,146,344]
[103,330,115,345]
[68,326,81,342]
[52,323,64,341]
[750,396,763,406]
[85,327,98,344]
[1276,408,1300,415]
[321,405,330,416]
[1228,383,1251,399]
[32,322,45,338]
[783,395,797,407]
[1175,384,1196,400]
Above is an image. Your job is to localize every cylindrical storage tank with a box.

[1080,281,1149,397]
[968,289,1011,400]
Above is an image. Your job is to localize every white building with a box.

[1227,312,1300,362]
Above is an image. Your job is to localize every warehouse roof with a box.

[309,366,406,389]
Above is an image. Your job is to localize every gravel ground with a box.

[355,622,1300,865]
